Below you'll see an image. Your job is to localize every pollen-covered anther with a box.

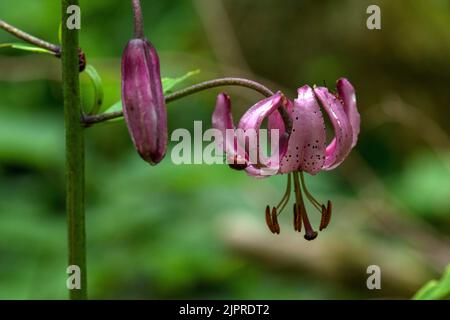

[319,200,332,231]
[265,206,280,234]
[271,207,280,234]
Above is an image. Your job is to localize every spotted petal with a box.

[279,85,327,175]
[314,86,353,170]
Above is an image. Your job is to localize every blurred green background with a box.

[1,0,450,299]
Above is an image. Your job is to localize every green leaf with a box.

[103,101,123,116]
[412,280,439,300]
[0,43,55,55]
[162,69,200,93]
[413,265,450,300]
[83,64,104,115]
[101,69,200,121]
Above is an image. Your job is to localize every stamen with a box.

[319,200,332,231]
[299,172,322,212]
[265,175,292,235]
[265,205,280,234]
[319,205,327,231]
[293,172,318,241]
[272,207,280,234]
[293,203,302,232]
[265,205,275,233]
[276,174,292,215]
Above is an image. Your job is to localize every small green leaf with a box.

[429,266,450,299]
[162,69,200,93]
[0,43,55,55]
[101,69,200,122]
[104,100,123,114]
[83,64,104,115]
[412,280,439,300]
[413,265,450,300]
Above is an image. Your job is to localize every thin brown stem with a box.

[131,0,144,39]
[0,19,60,53]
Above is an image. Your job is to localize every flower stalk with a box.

[83,77,293,133]
[131,0,145,39]
[61,0,87,300]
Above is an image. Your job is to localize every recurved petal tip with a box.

[212,93,234,133]
[314,86,353,170]
[337,78,360,148]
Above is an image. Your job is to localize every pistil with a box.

[293,172,318,240]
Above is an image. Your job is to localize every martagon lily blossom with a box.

[212,78,360,240]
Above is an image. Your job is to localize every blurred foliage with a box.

[0,0,449,299]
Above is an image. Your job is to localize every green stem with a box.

[61,0,87,300]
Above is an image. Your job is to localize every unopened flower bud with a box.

[121,38,167,164]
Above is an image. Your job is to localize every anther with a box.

[325,200,332,228]
[271,207,280,234]
[319,205,327,231]
[319,200,332,231]
[265,205,275,233]
[293,203,302,232]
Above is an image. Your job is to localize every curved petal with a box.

[268,99,292,160]
[211,93,247,167]
[237,92,288,177]
[267,99,293,136]
[238,92,283,131]
[337,78,360,148]
[279,85,327,175]
[212,93,234,132]
[314,86,353,170]
[212,93,234,154]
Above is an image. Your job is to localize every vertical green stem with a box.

[61,0,87,300]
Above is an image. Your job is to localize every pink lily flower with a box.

[212,78,360,240]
